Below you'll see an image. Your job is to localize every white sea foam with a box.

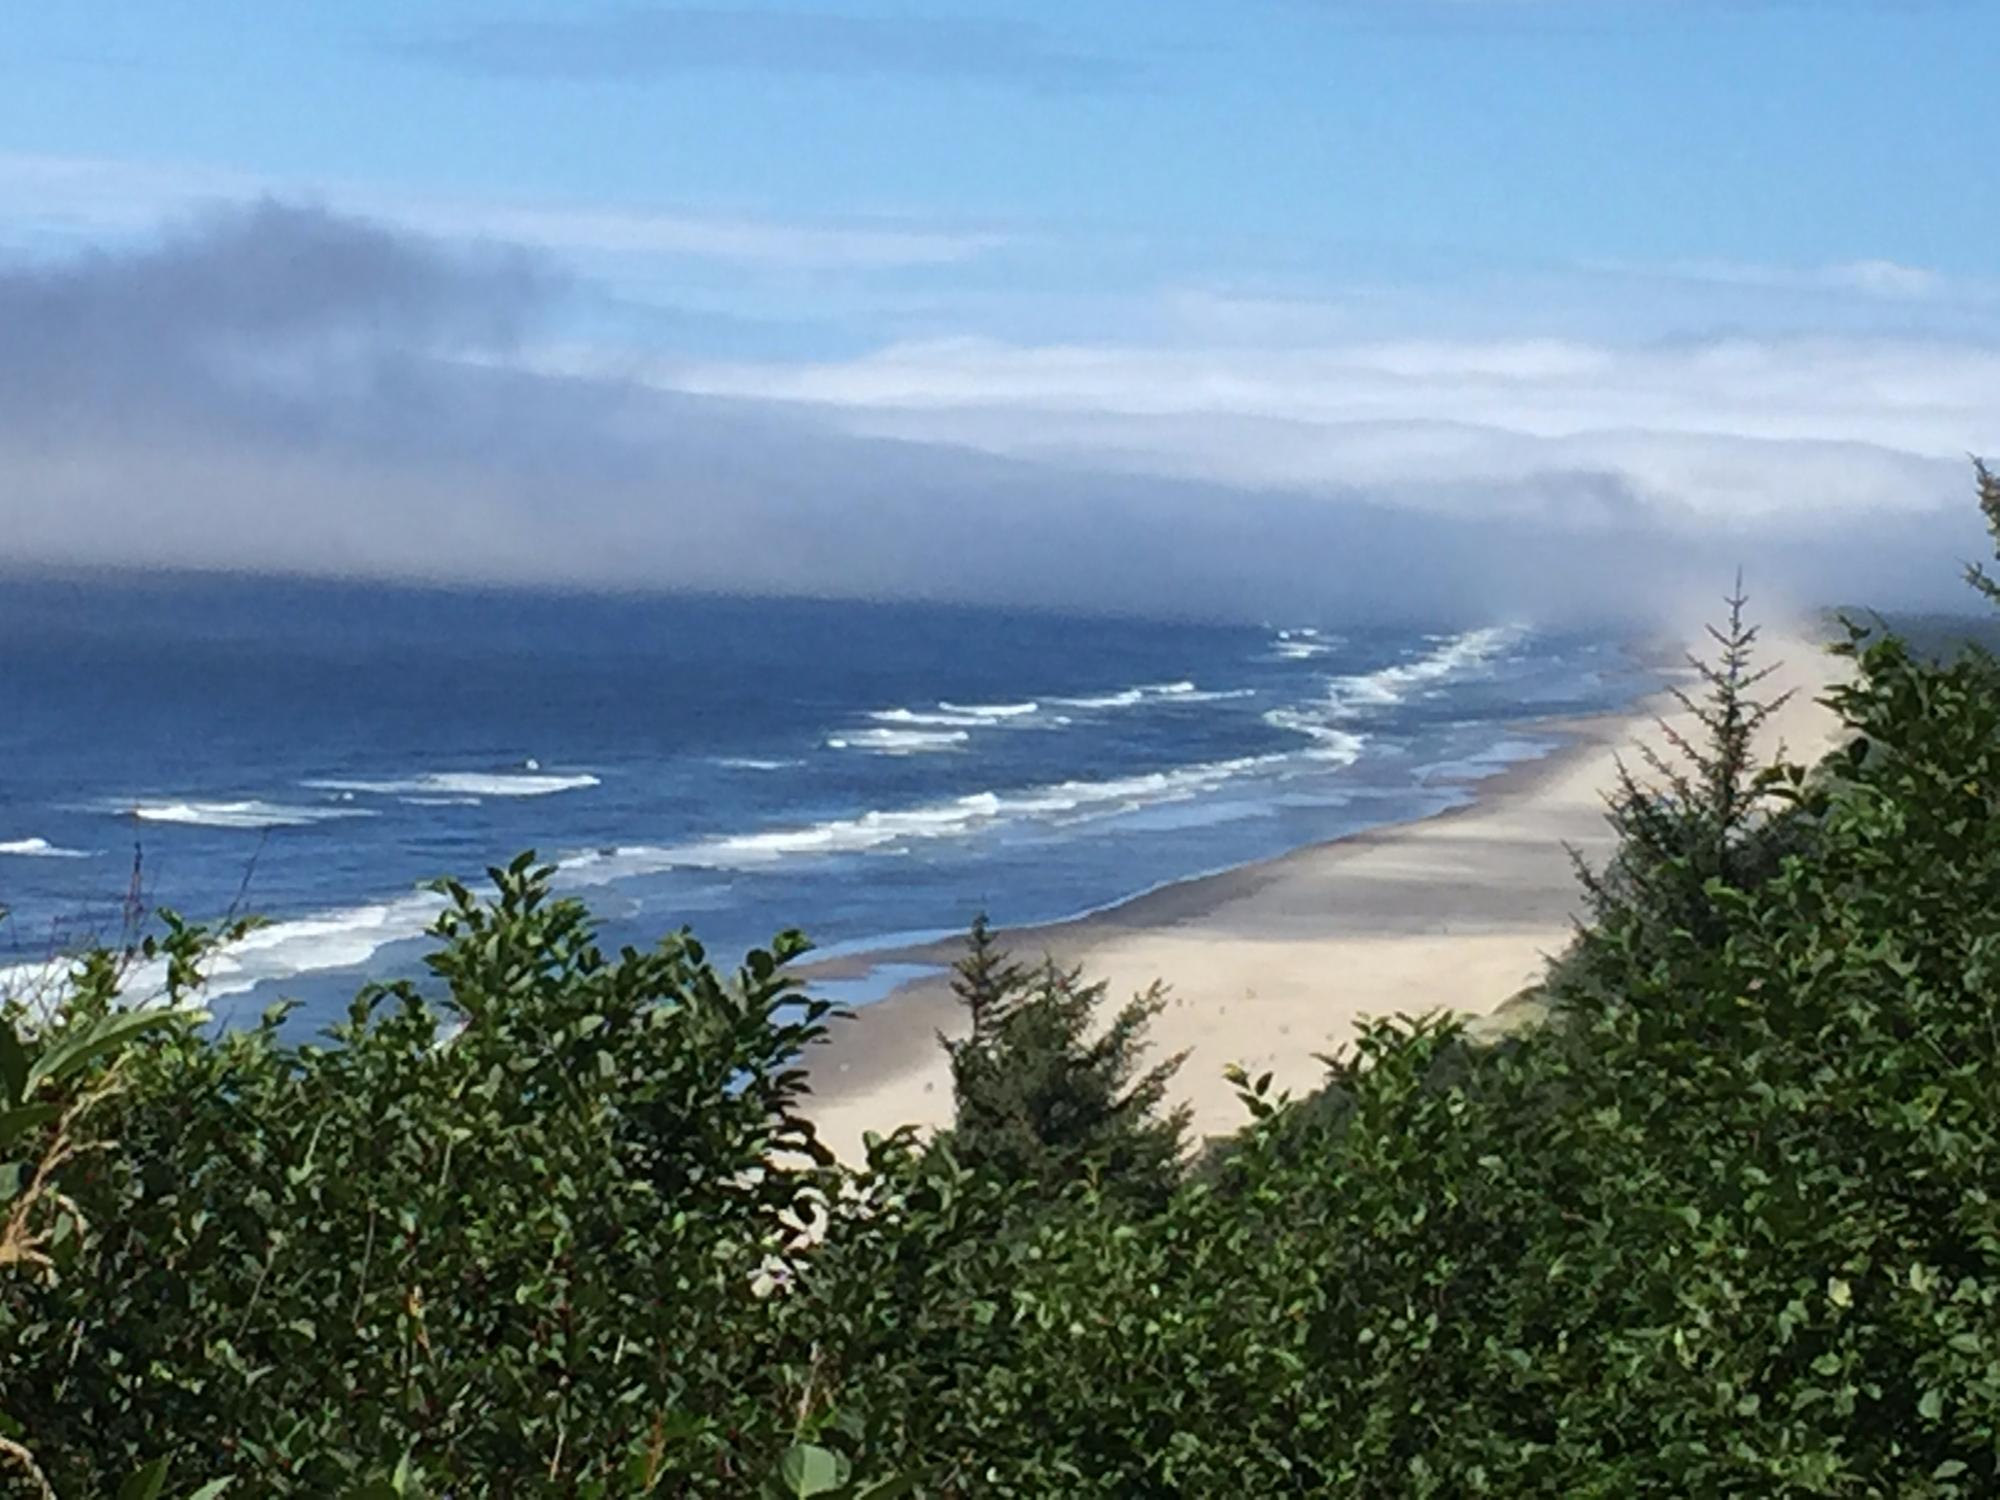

[0,837,92,858]
[1275,637,1335,660]
[715,757,801,771]
[562,752,1299,879]
[1049,688,1147,709]
[868,707,995,728]
[1259,624,1516,755]
[1321,625,1518,717]
[1261,711,1370,764]
[935,700,1039,719]
[305,771,601,798]
[129,800,378,830]
[825,728,970,755]
[0,888,446,1007]
[1047,679,1230,710]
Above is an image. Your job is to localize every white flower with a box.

[750,1252,797,1300]
[776,1193,830,1250]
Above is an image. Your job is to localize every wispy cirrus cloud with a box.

[394,7,1128,91]
[1587,256,1958,302]
[1291,0,1965,32]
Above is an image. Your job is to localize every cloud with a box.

[0,153,1004,272]
[1588,256,1957,303]
[665,332,2000,520]
[396,7,1127,90]
[0,204,1987,628]
[1290,0,1966,34]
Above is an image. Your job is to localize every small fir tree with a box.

[1574,576,1792,946]
[1969,457,2000,607]
[941,921,1188,1210]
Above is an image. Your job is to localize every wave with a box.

[1256,624,1516,756]
[0,887,446,1007]
[860,680,1255,737]
[1321,625,1518,718]
[1275,639,1334,660]
[1273,628,1336,661]
[1047,679,1237,710]
[0,837,92,859]
[826,728,970,755]
[563,752,1300,879]
[1048,688,1147,709]
[935,700,1039,719]
[129,800,378,830]
[868,707,996,728]
[1261,712,1369,765]
[304,771,601,798]
[715,757,801,772]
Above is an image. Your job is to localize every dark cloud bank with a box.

[0,203,1982,628]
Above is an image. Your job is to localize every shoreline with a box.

[800,628,1843,1159]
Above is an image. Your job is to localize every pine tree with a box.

[1968,458,2000,607]
[941,923,1188,1211]
[1575,577,1792,947]
[950,912,1028,1041]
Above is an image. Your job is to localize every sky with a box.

[3,0,1998,622]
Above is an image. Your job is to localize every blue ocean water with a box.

[0,575,1658,1027]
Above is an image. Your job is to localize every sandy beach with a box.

[801,626,1848,1160]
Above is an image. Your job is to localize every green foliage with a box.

[1966,458,2000,606]
[3,853,842,1493]
[940,918,1187,1211]
[1572,574,1793,955]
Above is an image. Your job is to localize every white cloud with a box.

[1588,255,1957,302]
[660,331,1995,525]
[0,153,1003,270]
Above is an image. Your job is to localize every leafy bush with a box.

[4,855,842,1493]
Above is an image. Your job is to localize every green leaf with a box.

[0,1103,59,1152]
[854,1479,918,1500]
[117,1457,170,1500]
[0,1019,26,1106]
[25,1007,183,1095]
[775,1444,851,1497]
[1921,1388,1946,1421]
[182,1483,236,1500]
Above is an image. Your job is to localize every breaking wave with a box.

[129,800,377,830]
[0,837,92,858]
[563,753,1301,878]
[304,771,601,798]
[1272,628,1337,661]
[1320,626,1517,718]
[826,728,971,755]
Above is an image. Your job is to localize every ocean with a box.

[0,574,1659,1028]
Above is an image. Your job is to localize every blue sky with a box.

[7,1,1996,343]
[1,2,1995,617]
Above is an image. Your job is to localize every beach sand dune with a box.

[803,627,1847,1160]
